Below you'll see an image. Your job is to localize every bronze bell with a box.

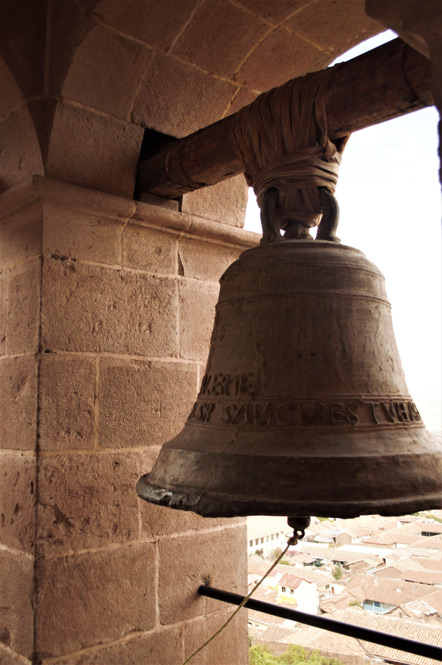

[137,240,442,518]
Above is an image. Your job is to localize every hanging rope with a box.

[181,531,299,665]
[229,68,350,241]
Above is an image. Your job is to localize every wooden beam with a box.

[136,39,433,199]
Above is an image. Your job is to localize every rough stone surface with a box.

[39,353,96,450]
[184,611,249,665]
[159,525,247,624]
[95,0,198,50]
[0,453,35,555]
[132,52,236,137]
[43,204,125,265]
[0,355,38,451]
[42,258,177,355]
[46,102,144,197]
[0,552,33,657]
[181,175,248,228]
[6,258,40,355]
[62,25,152,120]
[172,0,268,78]
[0,204,41,269]
[123,224,177,274]
[226,88,258,116]
[0,57,24,120]
[236,28,329,91]
[0,270,7,355]
[0,644,31,665]
[98,358,197,448]
[236,0,314,24]
[49,626,183,665]
[37,452,139,554]
[0,106,44,194]
[35,542,156,657]
[178,237,240,282]
[179,280,219,361]
[286,0,382,54]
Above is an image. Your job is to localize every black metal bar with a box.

[198,585,442,661]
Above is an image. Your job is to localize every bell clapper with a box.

[287,516,311,546]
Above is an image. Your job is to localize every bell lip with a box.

[136,473,442,519]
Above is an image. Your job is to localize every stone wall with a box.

[0,176,256,664]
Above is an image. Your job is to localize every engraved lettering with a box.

[330,402,349,424]
[367,402,380,424]
[301,402,328,426]
[346,401,360,423]
[276,403,300,427]
[200,374,211,395]
[408,402,422,422]
[239,372,258,395]
[381,401,398,423]
[253,402,277,426]
[395,401,410,423]
[210,372,229,395]
[188,401,215,423]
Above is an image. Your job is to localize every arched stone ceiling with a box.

[0,0,383,195]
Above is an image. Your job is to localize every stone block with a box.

[226,88,258,116]
[39,353,96,450]
[236,0,314,24]
[181,175,248,228]
[178,237,240,283]
[0,106,44,195]
[0,552,33,657]
[0,57,24,120]
[0,644,31,665]
[46,102,144,198]
[123,224,177,274]
[132,52,236,137]
[95,0,198,50]
[35,542,156,657]
[6,259,40,355]
[98,358,197,448]
[37,451,139,554]
[0,453,35,555]
[179,280,219,361]
[0,202,42,269]
[285,0,382,55]
[43,204,125,265]
[0,356,38,451]
[50,626,182,665]
[62,25,152,120]
[159,524,247,624]
[42,258,177,356]
[172,0,268,77]
[236,28,329,92]
[184,611,249,665]
[0,271,6,355]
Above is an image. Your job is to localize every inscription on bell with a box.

[200,372,258,397]
[188,397,422,428]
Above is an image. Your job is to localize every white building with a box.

[247,515,291,558]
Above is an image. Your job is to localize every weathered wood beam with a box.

[136,39,433,199]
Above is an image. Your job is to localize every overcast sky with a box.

[244,32,441,431]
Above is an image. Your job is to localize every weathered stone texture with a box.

[37,452,139,554]
[6,259,40,355]
[62,25,152,121]
[236,0,314,24]
[43,204,125,265]
[0,643,32,665]
[159,525,247,624]
[132,52,237,137]
[172,0,268,77]
[35,542,156,657]
[0,107,44,194]
[236,27,328,91]
[178,237,240,282]
[0,270,6,356]
[0,205,41,270]
[42,259,177,355]
[0,552,33,657]
[0,355,38,451]
[123,224,177,274]
[179,280,219,361]
[184,611,249,665]
[0,453,35,554]
[181,175,248,228]
[95,0,198,50]
[39,353,96,450]
[98,358,197,448]
[49,626,183,665]
[46,102,144,197]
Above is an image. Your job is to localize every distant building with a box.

[247,515,291,557]
[277,572,318,614]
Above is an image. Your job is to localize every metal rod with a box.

[198,585,442,661]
